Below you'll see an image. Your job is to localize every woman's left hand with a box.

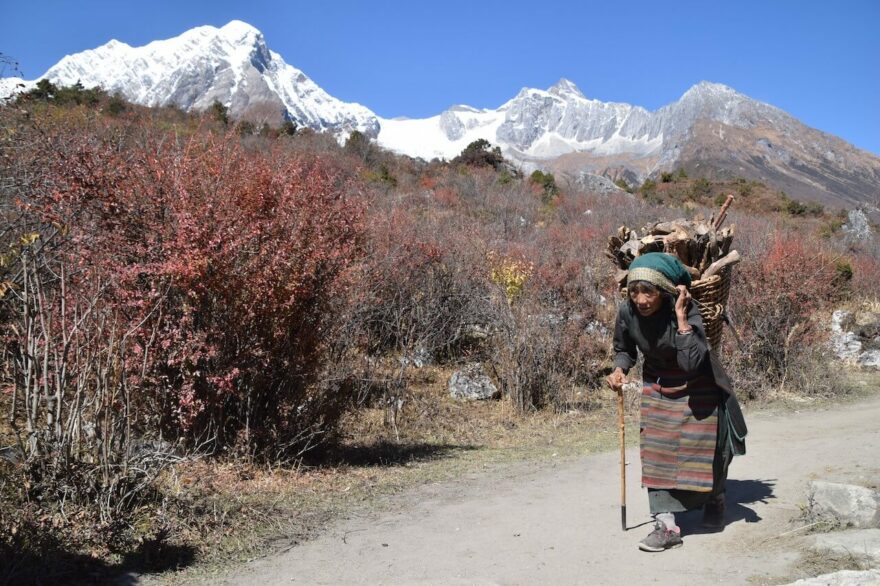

[674,284,691,318]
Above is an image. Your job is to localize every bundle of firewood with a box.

[606,195,741,288]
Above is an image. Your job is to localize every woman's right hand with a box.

[606,367,626,394]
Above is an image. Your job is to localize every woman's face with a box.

[629,285,663,317]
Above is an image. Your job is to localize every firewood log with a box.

[703,250,741,278]
[663,235,692,266]
[719,227,734,257]
[713,195,735,230]
[684,265,701,280]
[619,240,641,260]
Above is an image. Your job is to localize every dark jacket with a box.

[613,297,747,455]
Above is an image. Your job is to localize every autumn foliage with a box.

[2,107,365,469]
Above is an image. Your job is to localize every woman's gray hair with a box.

[627,280,660,295]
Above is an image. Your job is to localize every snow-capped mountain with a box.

[378,79,880,209]
[24,20,379,136]
[4,21,878,208]
[377,79,661,161]
[381,78,819,165]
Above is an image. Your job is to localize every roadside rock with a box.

[858,352,880,369]
[812,529,880,565]
[830,310,880,370]
[784,569,880,585]
[832,311,863,362]
[448,363,498,401]
[808,481,880,529]
[399,347,433,369]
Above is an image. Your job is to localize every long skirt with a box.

[640,366,732,514]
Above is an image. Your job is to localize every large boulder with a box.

[812,529,880,565]
[843,209,873,242]
[830,310,880,370]
[448,363,498,401]
[831,311,863,362]
[783,569,880,586]
[808,481,880,529]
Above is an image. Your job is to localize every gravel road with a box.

[214,395,880,585]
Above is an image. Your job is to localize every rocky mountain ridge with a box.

[3,21,878,210]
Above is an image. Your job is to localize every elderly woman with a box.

[606,252,747,552]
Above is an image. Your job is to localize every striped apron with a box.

[640,366,721,492]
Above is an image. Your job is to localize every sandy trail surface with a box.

[214,395,880,585]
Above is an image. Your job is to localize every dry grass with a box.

[138,369,633,583]
[767,548,875,585]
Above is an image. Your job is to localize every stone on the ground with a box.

[399,347,433,368]
[448,363,498,401]
[858,351,880,369]
[842,209,872,242]
[831,309,880,370]
[812,528,880,565]
[808,481,880,528]
[831,311,863,362]
[784,569,880,585]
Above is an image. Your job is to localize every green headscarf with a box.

[627,252,692,295]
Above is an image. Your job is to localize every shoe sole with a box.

[638,541,683,552]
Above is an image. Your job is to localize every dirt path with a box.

[212,395,880,585]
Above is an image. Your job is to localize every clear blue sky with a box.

[3,0,878,154]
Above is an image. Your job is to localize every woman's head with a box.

[627,280,667,317]
[626,253,690,316]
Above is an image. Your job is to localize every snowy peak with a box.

[663,80,790,134]
[216,19,262,41]
[680,80,739,100]
[548,78,586,100]
[37,21,379,136]
[101,39,130,51]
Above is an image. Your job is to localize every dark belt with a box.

[647,382,688,398]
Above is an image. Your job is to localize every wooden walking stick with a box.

[616,384,627,531]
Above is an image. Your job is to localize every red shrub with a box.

[727,232,844,395]
[6,119,365,457]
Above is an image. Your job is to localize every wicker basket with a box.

[690,266,733,350]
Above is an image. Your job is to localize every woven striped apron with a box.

[640,366,721,492]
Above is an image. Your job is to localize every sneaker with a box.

[702,496,725,530]
[638,521,683,552]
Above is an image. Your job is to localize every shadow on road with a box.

[307,441,478,468]
[679,478,777,534]
[1,529,196,586]
[726,478,777,524]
